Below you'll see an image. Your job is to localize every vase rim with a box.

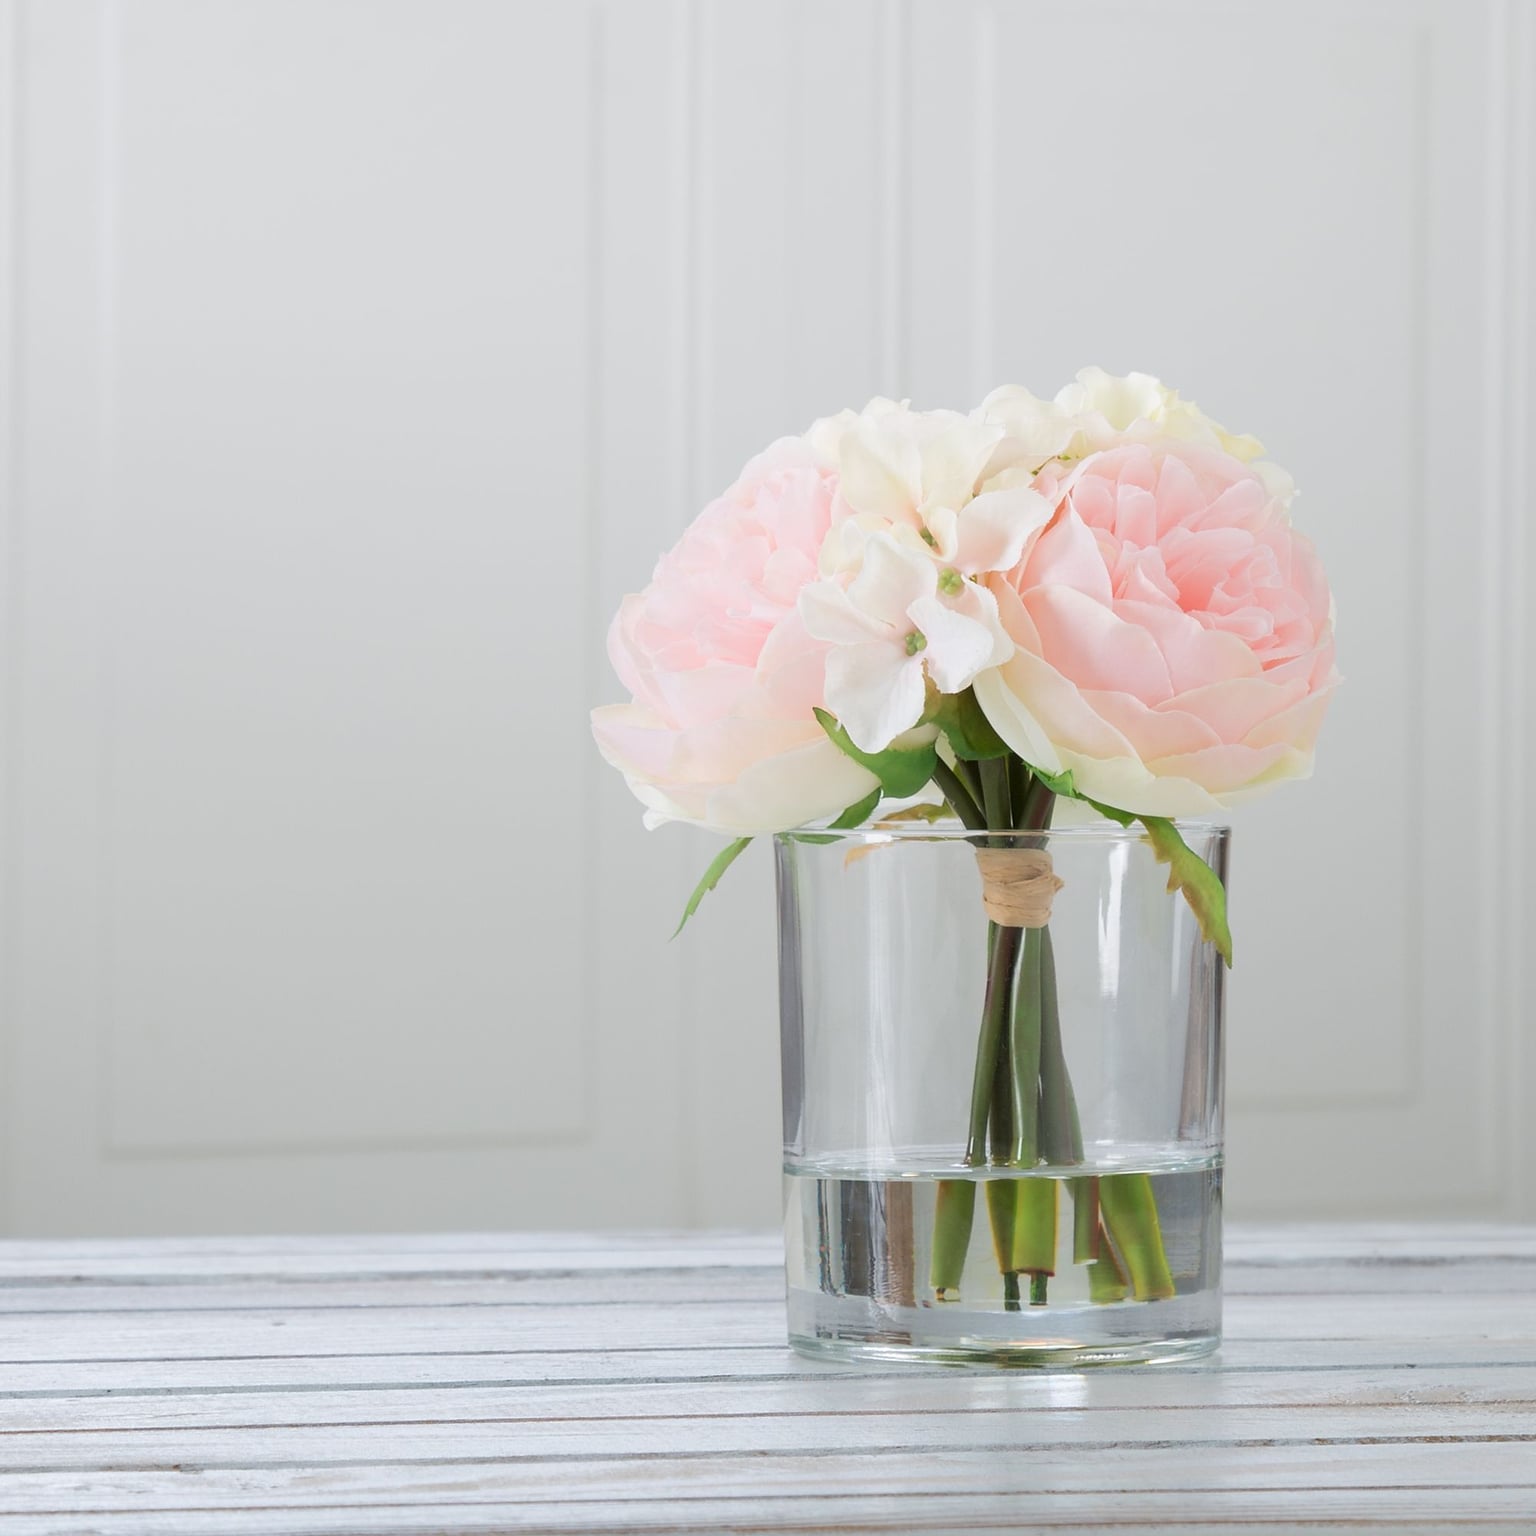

[776,817,1230,845]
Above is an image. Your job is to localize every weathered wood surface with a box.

[0,1227,1531,1533]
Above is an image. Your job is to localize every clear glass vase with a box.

[776,821,1228,1367]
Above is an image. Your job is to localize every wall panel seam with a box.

[1477,0,1529,1215]
[877,0,909,395]
[1499,0,1536,1217]
[671,0,705,1223]
[0,0,20,1232]
[1403,17,1432,1121]
[94,0,121,1172]
[968,0,995,399]
[577,0,605,1150]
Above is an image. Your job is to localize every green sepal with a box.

[813,708,939,798]
[1140,815,1233,966]
[929,688,1010,760]
[672,836,751,938]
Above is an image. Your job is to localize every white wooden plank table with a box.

[0,1226,1531,1534]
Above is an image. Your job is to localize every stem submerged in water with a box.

[929,767,1007,1299]
[1009,1177,1058,1278]
[1099,1173,1176,1301]
[927,754,1177,1310]
[929,1179,976,1298]
[1072,1176,1101,1264]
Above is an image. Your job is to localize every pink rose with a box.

[592,439,878,832]
[974,442,1337,817]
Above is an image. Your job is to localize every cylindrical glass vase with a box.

[776,821,1228,1367]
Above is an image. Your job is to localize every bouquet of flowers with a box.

[593,369,1337,1308]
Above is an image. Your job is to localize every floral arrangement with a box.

[594,369,1335,930]
[593,368,1337,1305]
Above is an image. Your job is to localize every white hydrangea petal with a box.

[941,579,1014,669]
[1056,367,1170,430]
[907,594,998,694]
[918,417,1003,511]
[978,386,1080,466]
[816,513,874,576]
[839,424,918,523]
[952,485,1054,575]
[923,504,960,561]
[825,640,927,754]
[803,408,860,470]
[798,578,888,645]
[845,532,936,628]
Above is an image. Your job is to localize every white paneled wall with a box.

[0,0,1532,1236]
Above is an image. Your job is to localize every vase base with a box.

[787,1313,1220,1370]
[788,1282,1221,1367]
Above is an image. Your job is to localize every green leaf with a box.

[829,787,883,830]
[1140,816,1233,967]
[814,708,939,798]
[879,802,951,825]
[673,837,752,938]
[794,787,887,845]
[1061,794,1233,964]
[1085,796,1134,827]
[930,688,1010,760]
[1026,763,1078,800]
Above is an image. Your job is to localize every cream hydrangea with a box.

[796,400,1053,753]
[981,367,1271,472]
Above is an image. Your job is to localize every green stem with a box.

[931,759,985,831]
[985,1176,1018,1304]
[1072,1176,1101,1264]
[978,759,1012,835]
[1088,1231,1130,1303]
[1008,756,1029,829]
[1008,928,1055,1297]
[988,988,1014,1164]
[1037,929,1082,1167]
[1099,1173,1176,1301]
[929,1180,976,1298]
[1020,778,1056,832]
[932,761,1069,1303]
[953,756,984,812]
[931,886,1019,1297]
[1010,1176,1058,1278]
[985,951,1020,1303]
[1039,927,1103,1275]
[966,925,1022,1163]
[1010,928,1043,1165]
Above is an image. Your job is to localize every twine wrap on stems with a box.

[974,847,1063,929]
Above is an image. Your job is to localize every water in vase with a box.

[784,1153,1221,1366]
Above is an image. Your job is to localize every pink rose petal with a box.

[984,438,1339,816]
